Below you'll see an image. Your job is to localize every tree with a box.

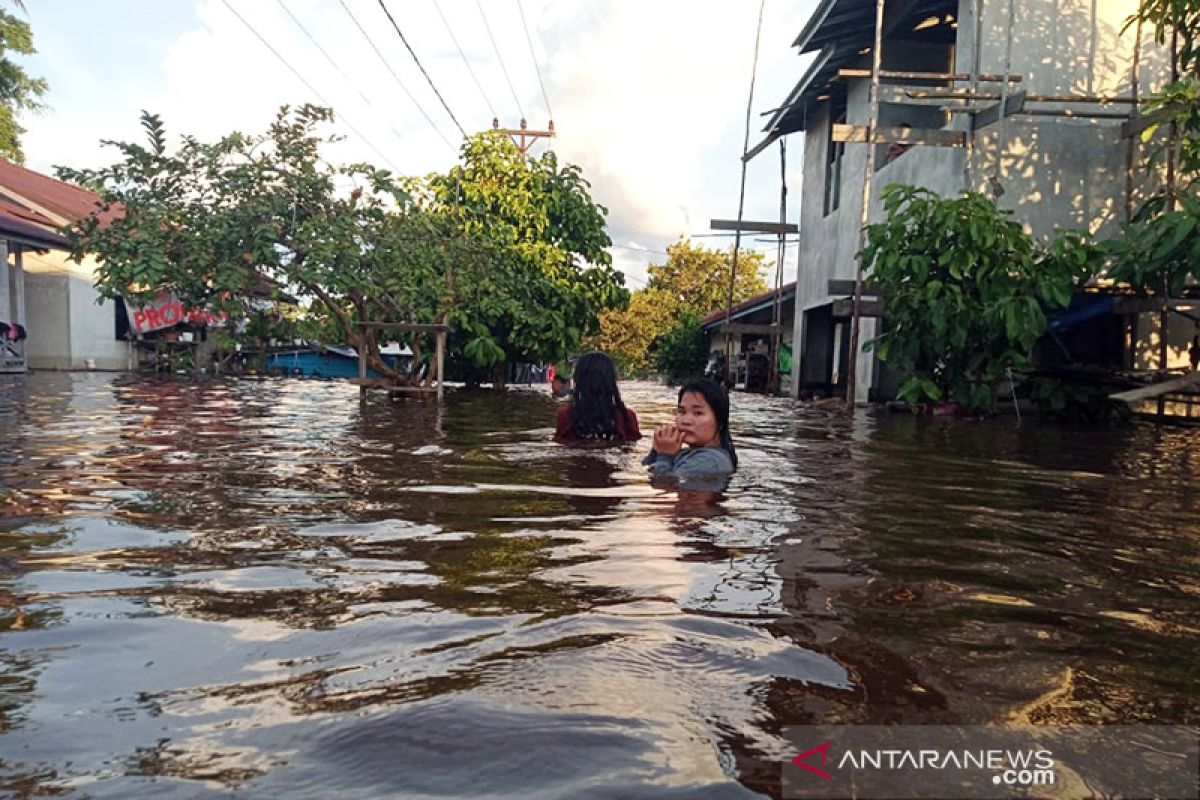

[0,1,47,162]
[425,132,626,384]
[653,312,710,384]
[61,106,462,384]
[585,240,768,373]
[1100,1,1200,360]
[61,110,623,387]
[862,186,1095,412]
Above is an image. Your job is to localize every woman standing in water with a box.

[644,379,737,478]
[554,352,641,444]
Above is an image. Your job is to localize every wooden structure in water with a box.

[354,321,450,400]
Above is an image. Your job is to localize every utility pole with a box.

[492,118,555,153]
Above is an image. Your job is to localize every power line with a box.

[375,0,467,138]
[275,0,406,144]
[219,0,401,172]
[474,0,525,120]
[430,0,498,122]
[335,0,455,152]
[515,0,553,120]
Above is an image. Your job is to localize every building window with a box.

[824,91,848,216]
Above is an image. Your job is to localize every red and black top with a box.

[555,404,642,444]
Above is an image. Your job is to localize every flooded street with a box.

[0,373,1197,798]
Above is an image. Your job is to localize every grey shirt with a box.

[642,446,735,479]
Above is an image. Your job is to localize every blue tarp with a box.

[1048,295,1115,332]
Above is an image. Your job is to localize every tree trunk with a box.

[491,362,508,391]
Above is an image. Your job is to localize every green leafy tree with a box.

[586,240,768,373]
[653,312,710,384]
[862,186,1096,411]
[0,1,47,162]
[1095,0,1200,363]
[425,131,626,385]
[60,106,457,384]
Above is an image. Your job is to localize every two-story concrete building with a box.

[755,0,1174,400]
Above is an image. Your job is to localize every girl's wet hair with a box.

[677,378,738,469]
[569,352,627,439]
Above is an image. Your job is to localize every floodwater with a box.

[0,373,1197,798]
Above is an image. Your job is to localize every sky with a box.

[19,0,817,292]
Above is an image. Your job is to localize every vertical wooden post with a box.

[846,0,886,408]
[436,330,446,402]
[724,0,768,386]
[1159,31,1179,418]
[1125,15,1144,222]
[358,330,367,398]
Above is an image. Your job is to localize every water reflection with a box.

[0,373,1197,798]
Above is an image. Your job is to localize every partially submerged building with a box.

[754,0,1175,400]
[0,160,132,372]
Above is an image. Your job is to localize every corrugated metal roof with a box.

[753,0,955,149]
[0,205,71,250]
[0,158,110,225]
[701,282,796,328]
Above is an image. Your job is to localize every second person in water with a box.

[555,352,641,444]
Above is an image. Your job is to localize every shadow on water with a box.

[0,373,1197,798]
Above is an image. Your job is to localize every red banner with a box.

[125,294,229,335]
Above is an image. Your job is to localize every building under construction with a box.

[751,0,1176,403]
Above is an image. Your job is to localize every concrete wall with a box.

[790,0,1171,399]
[23,269,71,369]
[21,250,129,371]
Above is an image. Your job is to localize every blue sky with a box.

[20,0,817,289]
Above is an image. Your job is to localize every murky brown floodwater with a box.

[0,373,1197,798]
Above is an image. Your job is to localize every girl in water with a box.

[554,352,641,444]
[644,379,737,478]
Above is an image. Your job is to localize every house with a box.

[753,0,1175,400]
[0,160,132,371]
[701,282,796,393]
[0,203,73,373]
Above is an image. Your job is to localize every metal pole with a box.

[846,0,886,408]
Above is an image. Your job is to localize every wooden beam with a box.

[828,279,884,296]
[1114,297,1200,314]
[833,298,885,317]
[1110,371,1200,404]
[832,123,967,148]
[710,218,799,234]
[972,90,1027,131]
[838,69,1023,83]
[718,323,787,336]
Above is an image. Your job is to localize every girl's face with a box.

[676,391,720,447]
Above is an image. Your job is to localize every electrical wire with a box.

[336,0,455,151]
[220,0,401,172]
[275,0,406,143]
[515,0,552,120]
[474,0,525,119]
[375,0,467,138]
[430,0,499,122]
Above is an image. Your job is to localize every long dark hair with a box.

[678,378,737,468]
[568,352,628,439]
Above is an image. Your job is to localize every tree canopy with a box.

[0,2,47,162]
[587,240,768,372]
[60,107,625,385]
